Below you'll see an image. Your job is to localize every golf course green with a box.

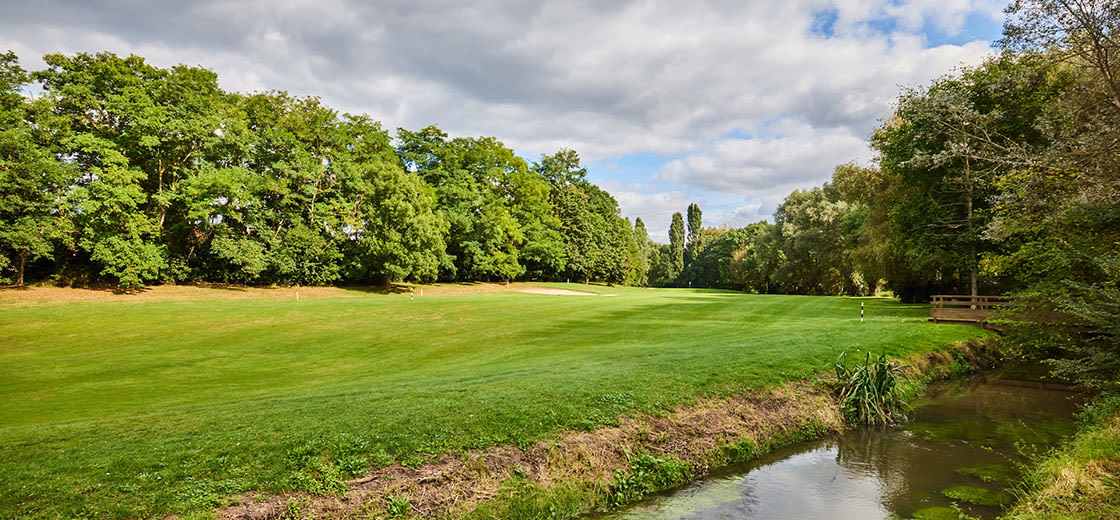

[0,284,985,518]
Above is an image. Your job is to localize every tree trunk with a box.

[964,154,978,307]
[970,245,978,300]
[17,251,25,287]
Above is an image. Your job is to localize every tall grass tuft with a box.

[834,351,908,426]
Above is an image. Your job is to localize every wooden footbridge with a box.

[929,295,1009,327]
[930,295,1093,332]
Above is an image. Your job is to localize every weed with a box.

[385,494,410,518]
[281,496,309,520]
[949,502,981,520]
[607,452,692,507]
[940,485,1013,507]
[834,351,908,426]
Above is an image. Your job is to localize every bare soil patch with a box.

[514,287,598,296]
[0,282,527,306]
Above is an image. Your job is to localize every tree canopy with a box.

[0,52,639,288]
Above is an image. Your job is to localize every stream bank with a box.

[1001,393,1120,520]
[220,340,1001,520]
[599,363,1090,520]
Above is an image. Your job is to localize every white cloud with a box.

[657,121,873,197]
[718,203,767,227]
[0,0,1001,228]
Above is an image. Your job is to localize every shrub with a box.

[834,351,908,426]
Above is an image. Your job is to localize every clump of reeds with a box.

[833,351,908,426]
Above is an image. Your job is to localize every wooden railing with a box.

[929,295,1009,324]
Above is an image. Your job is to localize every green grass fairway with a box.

[0,285,985,518]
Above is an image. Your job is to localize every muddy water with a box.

[605,368,1086,520]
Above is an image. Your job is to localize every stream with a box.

[603,367,1087,520]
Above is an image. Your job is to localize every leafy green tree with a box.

[347,162,447,283]
[993,7,1120,385]
[681,226,758,289]
[0,52,75,286]
[548,183,595,282]
[34,52,243,286]
[509,166,565,280]
[769,185,857,295]
[872,56,1064,299]
[829,162,904,294]
[399,126,551,281]
[534,148,586,186]
[537,150,633,284]
[628,217,651,286]
[585,184,633,284]
[728,222,778,293]
[648,243,671,286]
[233,92,356,285]
[1002,0,1120,118]
[33,53,168,286]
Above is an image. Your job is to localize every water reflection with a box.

[605,371,1085,520]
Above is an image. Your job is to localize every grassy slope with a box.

[1004,394,1120,520]
[0,285,985,518]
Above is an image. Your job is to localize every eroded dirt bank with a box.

[217,342,992,520]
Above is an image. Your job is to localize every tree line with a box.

[658,0,1116,385]
[0,52,658,287]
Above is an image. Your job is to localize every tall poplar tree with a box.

[668,212,685,283]
[685,202,703,266]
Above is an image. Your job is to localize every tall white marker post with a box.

[411,288,414,302]
[861,302,864,322]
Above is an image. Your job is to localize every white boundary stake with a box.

[296,290,299,301]
[861,302,864,322]
[410,288,414,302]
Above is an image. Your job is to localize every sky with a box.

[0,0,1006,241]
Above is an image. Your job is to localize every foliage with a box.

[541,153,637,284]
[607,452,692,507]
[833,351,908,426]
[1,51,649,288]
[667,212,685,283]
[769,184,860,295]
[0,52,75,286]
[684,202,702,265]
